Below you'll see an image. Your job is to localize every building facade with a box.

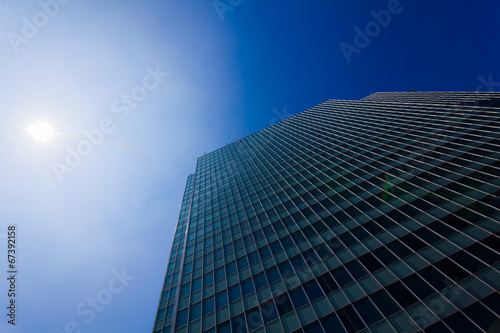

[153,92,500,333]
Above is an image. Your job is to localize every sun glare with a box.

[26,121,57,142]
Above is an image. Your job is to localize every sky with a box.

[0,0,498,332]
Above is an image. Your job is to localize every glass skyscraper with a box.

[153,91,500,333]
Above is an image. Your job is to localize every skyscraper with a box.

[153,91,500,333]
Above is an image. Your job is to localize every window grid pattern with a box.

[153,92,500,333]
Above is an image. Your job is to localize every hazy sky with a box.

[0,0,499,332]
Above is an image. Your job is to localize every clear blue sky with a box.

[0,0,498,332]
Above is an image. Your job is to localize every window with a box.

[228,284,242,303]
[370,290,400,317]
[317,273,338,294]
[337,305,365,332]
[215,290,228,309]
[331,266,354,287]
[274,293,294,316]
[260,300,278,324]
[225,261,237,277]
[345,260,368,280]
[240,278,255,297]
[278,260,293,277]
[203,296,214,314]
[303,279,323,301]
[419,266,451,291]
[253,272,268,290]
[265,266,281,284]
[403,274,435,299]
[189,302,201,322]
[289,286,308,309]
[175,308,188,328]
[353,297,383,326]
[246,307,263,330]
[386,281,418,308]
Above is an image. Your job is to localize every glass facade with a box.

[153,91,500,333]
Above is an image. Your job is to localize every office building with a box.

[153,91,500,333]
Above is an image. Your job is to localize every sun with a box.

[25,121,58,142]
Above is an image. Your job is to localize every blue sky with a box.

[0,0,498,332]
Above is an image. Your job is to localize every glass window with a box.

[215,266,225,281]
[387,239,412,259]
[189,302,201,322]
[337,305,365,332]
[180,284,190,298]
[234,238,244,251]
[269,240,284,254]
[225,261,237,277]
[289,286,308,309]
[370,290,400,317]
[237,256,249,270]
[228,284,242,303]
[353,297,383,326]
[450,250,486,274]
[317,273,338,294]
[214,248,223,260]
[320,313,344,332]
[203,296,214,314]
[224,243,234,256]
[274,293,293,316]
[403,274,435,299]
[215,290,228,309]
[345,260,368,280]
[258,246,272,260]
[278,260,293,277]
[386,281,418,308]
[444,312,482,333]
[192,278,202,292]
[175,308,188,328]
[304,320,323,333]
[231,313,247,333]
[339,232,357,247]
[359,252,383,273]
[373,246,398,266]
[302,249,320,264]
[204,272,214,286]
[246,307,263,330]
[240,278,255,297]
[253,272,268,290]
[260,300,278,324]
[248,251,260,265]
[434,258,469,281]
[466,242,500,266]
[204,253,213,265]
[217,321,231,333]
[419,266,451,291]
[463,302,499,331]
[331,266,354,287]
[290,254,307,271]
[265,266,281,284]
[303,279,323,301]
